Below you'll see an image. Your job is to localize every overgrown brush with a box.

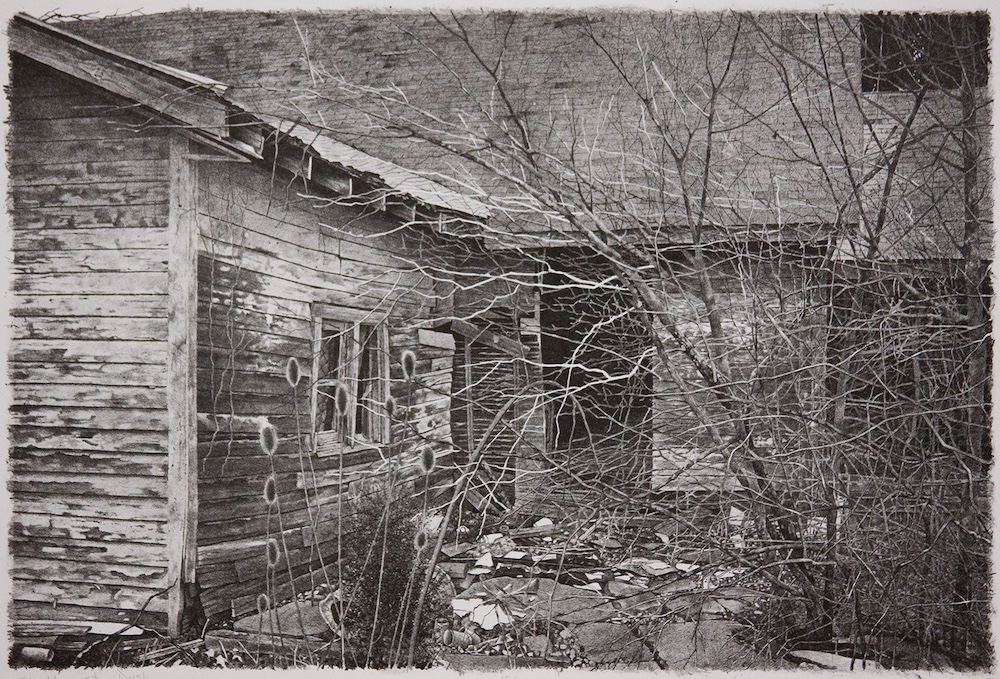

[338,481,439,668]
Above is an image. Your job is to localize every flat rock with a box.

[573,622,654,666]
[654,620,752,669]
[522,634,550,656]
[789,649,884,671]
[234,599,332,638]
[613,590,661,616]
[459,576,615,624]
[441,653,553,672]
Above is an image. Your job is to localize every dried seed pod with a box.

[266,538,281,568]
[334,381,350,417]
[285,357,301,388]
[263,475,277,506]
[414,529,428,553]
[401,350,417,381]
[256,593,270,615]
[259,422,279,456]
[418,448,436,475]
[384,395,397,418]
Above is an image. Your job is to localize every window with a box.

[312,307,390,456]
[861,12,989,93]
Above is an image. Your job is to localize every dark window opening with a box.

[861,12,990,92]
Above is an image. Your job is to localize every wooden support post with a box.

[464,341,475,455]
[166,135,199,637]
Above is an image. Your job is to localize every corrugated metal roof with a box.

[262,117,491,219]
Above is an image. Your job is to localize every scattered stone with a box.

[613,591,661,616]
[459,576,616,624]
[573,622,654,666]
[608,580,646,598]
[440,652,552,671]
[523,634,550,656]
[788,649,883,671]
[617,556,675,576]
[234,599,332,638]
[654,620,751,669]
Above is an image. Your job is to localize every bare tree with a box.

[295,11,988,666]
[149,9,989,668]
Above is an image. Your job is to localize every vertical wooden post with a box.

[166,135,199,637]
[463,341,475,454]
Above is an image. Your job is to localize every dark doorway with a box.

[540,249,653,491]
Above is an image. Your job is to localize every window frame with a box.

[311,304,391,457]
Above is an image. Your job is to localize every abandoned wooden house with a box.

[6,13,514,638]
[7,10,990,642]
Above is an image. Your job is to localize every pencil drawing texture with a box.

[5,9,992,670]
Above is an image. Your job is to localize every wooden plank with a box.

[442,318,527,359]
[8,90,123,121]
[11,181,169,210]
[12,206,167,230]
[11,316,169,342]
[12,384,167,409]
[11,294,167,318]
[10,361,166,387]
[10,426,167,453]
[9,339,168,364]
[12,578,170,614]
[166,135,200,637]
[13,248,168,274]
[8,115,171,144]
[10,537,169,566]
[418,328,456,350]
[11,600,167,632]
[12,558,168,588]
[11,159,171,184]
[7,137,169,166]
[12,271,168,295]
[11,513,166,544]
[9,406,167,431]
[9,472,167,498]
[10,449,167,477]
[9,15,229,133]
[12,493,168,522]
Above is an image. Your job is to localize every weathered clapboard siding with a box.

[194,159,456,621]
[649,256,824,491]
[451,254,546,511]
[7,57,174,630]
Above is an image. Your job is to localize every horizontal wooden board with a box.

[12,206,167,230]
[13,248,168,274]
[11,180,169,210]
[11,294,168,319]
[10,449,168,477]
[10,426,167,453]
[10,471,167,498]
[11,513,166,544]
[9,115,171,144]
[9,405,168,432]
[8,89,125,121]
[11,315,169,342]
[11,159,171,185]
[12,271,168,295]
[9,339,168,364]
[8,136,169,166]
[10,536,169,567]
[11,600,168,632]
[12,384,167,409]
[13,493,168,522]
[12,579,169,614]
[9,361,167,387]
[12,557,168,589]
[196,299,313,339]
